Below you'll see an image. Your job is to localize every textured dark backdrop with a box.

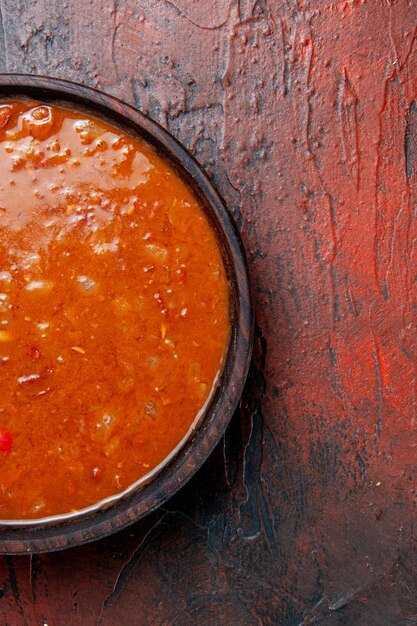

[0,1,417,624]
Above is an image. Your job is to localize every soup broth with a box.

[0,100,230,519]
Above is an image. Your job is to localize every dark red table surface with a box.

[1,1,417,624]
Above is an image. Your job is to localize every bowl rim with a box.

[0,73,253,554]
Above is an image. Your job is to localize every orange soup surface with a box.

[0,100,230,519]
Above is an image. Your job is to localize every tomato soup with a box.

[0,100,230,519]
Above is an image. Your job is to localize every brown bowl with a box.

[0,74,253,554]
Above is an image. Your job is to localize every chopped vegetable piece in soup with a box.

[0,100,230,519]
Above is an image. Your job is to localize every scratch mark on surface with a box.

[97,512,169,624]
[110,0,120,81]
[6,557,24,620]
[399,25,417,71]
[303,34,338,327]
[164,0,233,30]
[385,206,403,290]
[338,68,360,192]
[0,0,7,70]
[405,101,417,182]
[388,2,399,69]
[280,18,290,95]
[345,276,359,317]
[374,73,393,300]
[161,507,221,531]
[305,39,314,153]
[371,332,384,436]
[29,554,34,603]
